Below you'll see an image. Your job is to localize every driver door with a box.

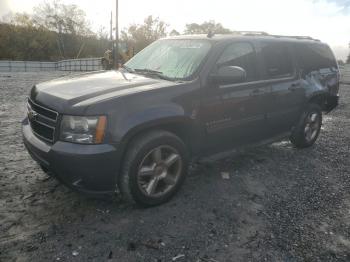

[199,42,271,154]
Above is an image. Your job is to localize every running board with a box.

[196,132,290,163]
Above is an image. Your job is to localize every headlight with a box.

[60,115,107,144]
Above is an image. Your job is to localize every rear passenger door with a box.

[259,41,304,134]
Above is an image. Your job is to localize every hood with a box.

[31,70,175,112]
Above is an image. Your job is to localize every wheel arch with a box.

[117,117,197,172]
[306,92,328,111]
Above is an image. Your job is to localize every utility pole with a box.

[115,0,119,69]
[110,11,113,41]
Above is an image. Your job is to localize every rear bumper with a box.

[22,118,121,195]
[325,95,339,113]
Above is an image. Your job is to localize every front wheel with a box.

[290,103,322,148]
[118,130,189,206]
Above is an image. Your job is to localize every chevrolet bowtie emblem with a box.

[28,108,38,121]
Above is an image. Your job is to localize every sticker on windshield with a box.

[179,43,204,49]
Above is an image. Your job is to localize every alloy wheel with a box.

[304,112,320,142]
[137,145,182,198]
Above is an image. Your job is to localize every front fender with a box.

[111,103,195,143]
[306,90,328,100]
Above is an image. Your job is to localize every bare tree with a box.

[31,0,93,58]
[121,16,168,53]
[33,0,92,36]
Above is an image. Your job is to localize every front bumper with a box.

[22,118,121,195]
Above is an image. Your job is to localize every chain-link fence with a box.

[0,58,103,72]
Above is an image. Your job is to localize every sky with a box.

[1,0,350,60]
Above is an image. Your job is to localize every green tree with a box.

[10,13,35,27]
[121,16,168,53]
[0,22,58,60]
[169,29,180,36]
[338,59,345,66]
[184,20,232,35]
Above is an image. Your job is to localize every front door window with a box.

[216,42,259,82]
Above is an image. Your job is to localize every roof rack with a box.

[234,31,320,41]
[270,35,320,41]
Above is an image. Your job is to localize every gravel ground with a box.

[0,72,350,262]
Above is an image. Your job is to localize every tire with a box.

[39,164,52,176]
[118,130,189,206]
[290,103,322,148]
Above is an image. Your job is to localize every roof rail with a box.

[269,35,320,41]
[234,31,320,41]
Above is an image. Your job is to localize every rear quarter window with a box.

[295,43,337,73]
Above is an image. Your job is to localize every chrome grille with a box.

[27,98,58,143]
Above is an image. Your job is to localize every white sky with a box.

[1,0,350,60]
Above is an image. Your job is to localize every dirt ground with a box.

[1,72,350,262]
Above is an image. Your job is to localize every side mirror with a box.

[210,66,247,84]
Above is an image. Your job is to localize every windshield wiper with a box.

[133,68,173,81]
[121,65,135,73]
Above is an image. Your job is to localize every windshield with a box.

[124,39,211,80]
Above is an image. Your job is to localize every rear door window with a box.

[261,42,294,79]
[217,42,259,82]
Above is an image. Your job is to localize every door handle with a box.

[250,88,262,96]
[289,82,300,91]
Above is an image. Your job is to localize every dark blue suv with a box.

[23,32,339,206]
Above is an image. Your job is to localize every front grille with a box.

[27,98,58,143]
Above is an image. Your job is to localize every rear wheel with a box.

[119,130,189,206]
[290,103,322,148]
